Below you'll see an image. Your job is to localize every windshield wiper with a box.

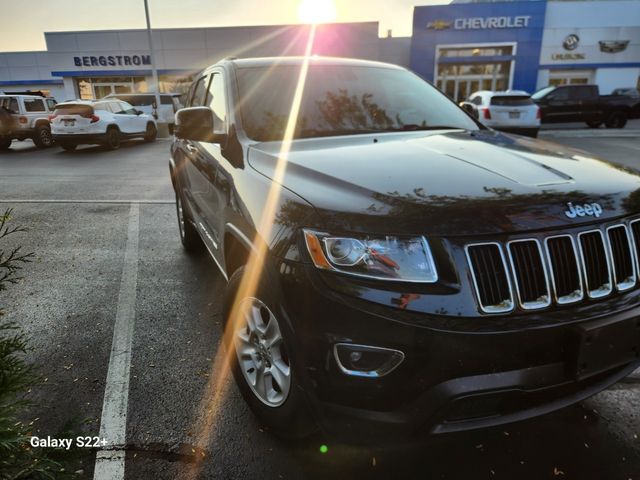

[297,128,383,139]
[295,125,465,139]
[382,125,463,132]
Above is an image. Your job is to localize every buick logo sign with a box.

[565,202,603,219]
[563,34,580,51]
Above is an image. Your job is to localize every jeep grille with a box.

[466,220,639,313]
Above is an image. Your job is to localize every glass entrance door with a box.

[75,77,144,100]
[549,70,595,86]
[92,83,133,99]
[435,44,515,103]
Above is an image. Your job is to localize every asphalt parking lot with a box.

[1,133,639,480]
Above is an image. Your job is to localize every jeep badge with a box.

[564,202,603,219]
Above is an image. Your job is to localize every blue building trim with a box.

[539,62,640,70]
[410,0,548,94]
[0,79,63,86]
[51,69,196,77]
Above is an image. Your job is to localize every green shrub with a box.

[0,209,80,479]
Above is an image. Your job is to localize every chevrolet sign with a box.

[454,15,531,30]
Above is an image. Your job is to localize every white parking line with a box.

[0,199,173,204]
[93,204,140,480]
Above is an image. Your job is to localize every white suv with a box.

[460,90,540,138]
[0,94,57,149]
[104,93,181,133]
[51,99,157,151]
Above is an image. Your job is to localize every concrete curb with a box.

[540,129,640,139]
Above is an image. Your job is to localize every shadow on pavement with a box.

[285,399,638,479]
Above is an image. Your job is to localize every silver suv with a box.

[0,94,57,150]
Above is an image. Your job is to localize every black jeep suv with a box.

[169,57,640,439]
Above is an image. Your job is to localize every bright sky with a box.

[0,0,450,52]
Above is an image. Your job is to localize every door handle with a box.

[185,144,198,155]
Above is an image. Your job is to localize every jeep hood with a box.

[247,130,640,236]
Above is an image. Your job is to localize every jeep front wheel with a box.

[223,266,316,439]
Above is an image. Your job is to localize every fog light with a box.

[333,343,404,378]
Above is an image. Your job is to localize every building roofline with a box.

[43,21,380,36]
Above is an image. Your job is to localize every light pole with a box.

[143,0,164,134]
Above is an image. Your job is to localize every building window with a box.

[75,77,148,99]
[435,44,515,102]
[548,70,595,87]
[158,74,194,95]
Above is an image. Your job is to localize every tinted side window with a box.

[190,76,208,107]
[24,98,46,112]
[111,102,131,114]
[119,101,137,115]
[550,88,569,101]
[9,98,18,113]
[572,86,596,100]
[207,73,227,132]
[46,99,57,111]
[471,96,483,105]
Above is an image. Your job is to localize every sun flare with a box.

[297,0,337,24]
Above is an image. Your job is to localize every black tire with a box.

[223,266,316,439]
[144,122,157,142]
[60,143,77,151]
[33,124,53,148]
[0,136,11,150]
[586,120,602,128]
[104,127,121,150]
[175,189,203,253]
[605,111,627,129]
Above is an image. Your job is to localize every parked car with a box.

[611,88,639,97]
[104,93,181,132]
[531,84,640,128]
[51,99,157,150]
[170,56,640,439]
[0,94,57,150]
[459,90,540,137]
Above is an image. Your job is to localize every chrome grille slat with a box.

[607,225,636,291]
[465,243,514,314]
[629,220,640,274]
[578,230,613,299]
[545,235,583,304]
[507,239,550,310]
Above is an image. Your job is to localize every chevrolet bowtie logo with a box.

[427,20,451,30]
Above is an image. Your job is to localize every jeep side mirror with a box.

[174,106,227,145]
[460,102,479,120]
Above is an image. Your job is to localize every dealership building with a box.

[0,0,638,103]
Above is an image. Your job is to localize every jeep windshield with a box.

[236,64,480,141]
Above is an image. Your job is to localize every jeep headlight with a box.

[303,229,438,282]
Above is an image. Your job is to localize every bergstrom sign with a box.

[73,55,152,67]
[427,15,532,30]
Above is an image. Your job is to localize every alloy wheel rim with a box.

[234,297,291,407]
[41,129,52,145]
